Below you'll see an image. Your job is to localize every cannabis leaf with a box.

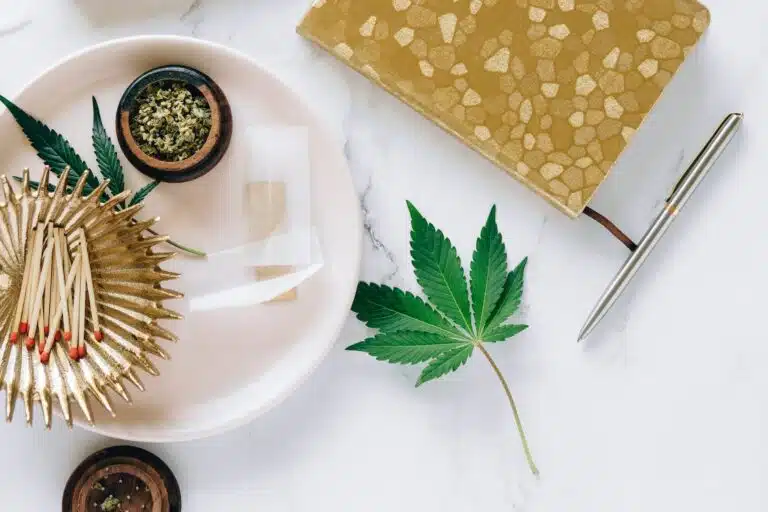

[91,96,125,198]
[407,201,473,333]
[352,283,460,338]
[415,344,473,387]
[0,94,205,257]
[347,332,467,365]
[486,258,527,332]
[470,205,508,336]
[349,203,538,475]
[0,94,94,187]
[128,180,160,207]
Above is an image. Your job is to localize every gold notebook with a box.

[298,0,710,217]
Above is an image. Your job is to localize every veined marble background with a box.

[0,0,767,510]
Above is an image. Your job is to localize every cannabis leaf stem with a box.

[475,342,538,476]
[349,203,538,475]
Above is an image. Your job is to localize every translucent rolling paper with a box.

[181,125,323,311]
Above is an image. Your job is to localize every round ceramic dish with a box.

[0,36,362,442]
[116,64,233,183]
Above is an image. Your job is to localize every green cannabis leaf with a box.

[91,96,125,199]
[0,95,94,184]
[0,94,205,257]
[349,202,538,476]
[408,202,473,333]
[128,180,160,208]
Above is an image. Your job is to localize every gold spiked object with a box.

[0,167,182,428]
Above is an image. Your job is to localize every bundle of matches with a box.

[10,224,103,364]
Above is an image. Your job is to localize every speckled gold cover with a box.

[298,0,710,217]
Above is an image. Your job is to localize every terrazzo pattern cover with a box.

[298,0,710,217]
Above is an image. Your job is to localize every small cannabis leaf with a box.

[128,180,160,208]
[0,94,205,257]
[347,332,467,364]
[348,202,537,475]
[408,201,473,333]
[415,344,474,386]
[470,205,508,335]
[91,96,125,199]
[0,94,95,188]
[352,283,461,338]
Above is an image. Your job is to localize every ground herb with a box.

[100,495,121,511]
[130,81,212,161]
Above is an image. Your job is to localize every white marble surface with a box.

[0,0,767,510]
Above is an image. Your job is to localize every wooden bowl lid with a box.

[63,445,181,512]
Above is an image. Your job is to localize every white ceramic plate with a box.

[0,36,362,442]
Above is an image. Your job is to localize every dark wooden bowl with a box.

[116,65,233,183]
[62,445,181,512]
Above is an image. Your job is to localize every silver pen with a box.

[578,113,744,342]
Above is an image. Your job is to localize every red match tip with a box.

[9,332,17,343]
[54,331,62,341]
[78,345,87,358]
[19,322,28,334]
[44,326,49,336]
[38,341,45,354]
[25,338,35,350]
[40,352,50,365]
[63,332,72,342]
[68,347,78,360]
[94,331,103,342]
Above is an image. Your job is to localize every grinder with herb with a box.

[116,64,233,183]
[131,81,212,162]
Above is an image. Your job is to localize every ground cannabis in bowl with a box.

[130,81,212,161]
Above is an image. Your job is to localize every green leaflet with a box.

[486,257,527,332]
[407,201,473,333]
[416,344,473,387]
[0,95,98,189]
[469,206,508,336]
[91,96,125,198]
[483,324,528,343]
[347,332,469,365]
[128,181,160,207]
[352,282,460,338]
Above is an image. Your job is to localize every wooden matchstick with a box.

[52,231,72,346]
[21,225,45,335]
[78,228,101,342]
[27,237,54,340]
[70,248,82,360]
[10,230,35,343]
[48,249,57,339]
[43,231,52,337]
[77,249,87,359]
[41,253,81,365]
[57,229,73,333]
[28,312,44,351]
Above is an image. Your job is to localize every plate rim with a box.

[1,34,362,442]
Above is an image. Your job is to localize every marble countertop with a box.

[1,0,767,510]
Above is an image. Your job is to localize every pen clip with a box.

[665,169,688,203]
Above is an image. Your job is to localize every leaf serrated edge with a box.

[406,200,473,333]
[91,96,125,198]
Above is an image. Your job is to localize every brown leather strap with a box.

[583,207,638,252]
